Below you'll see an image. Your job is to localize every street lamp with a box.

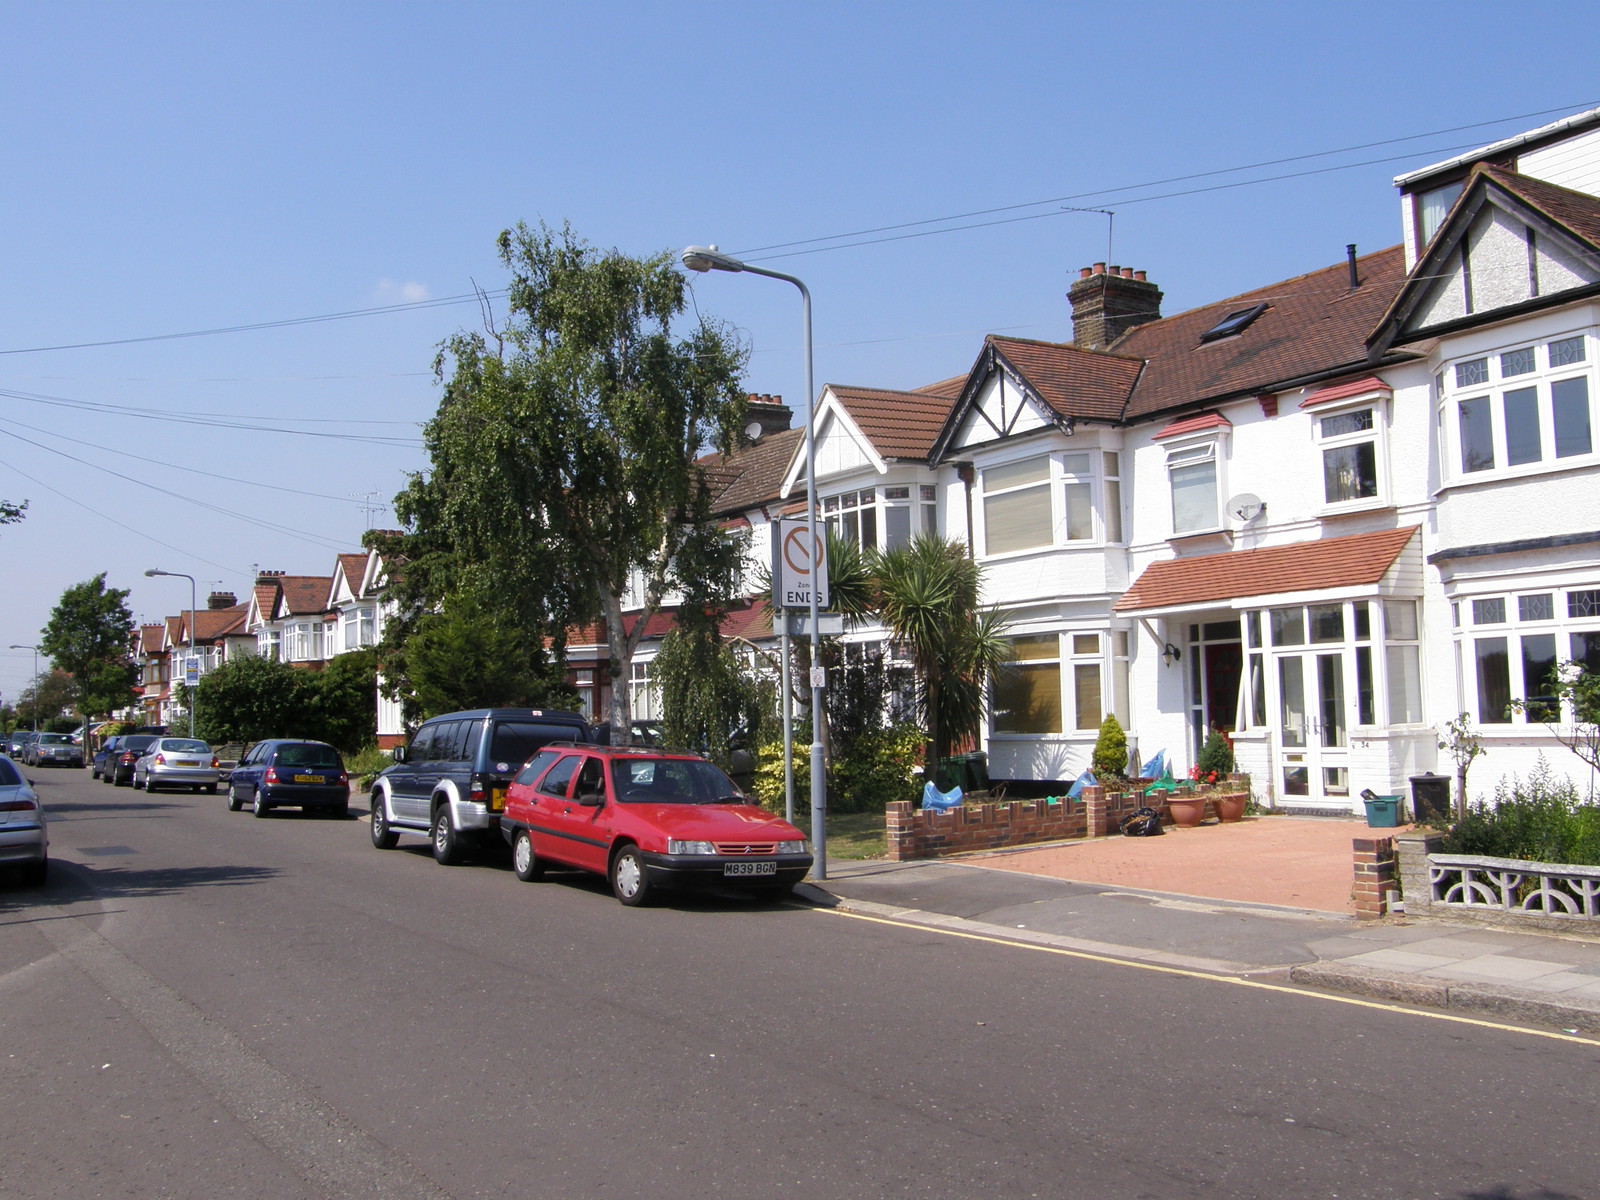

[680,245,828,880]
[145,569,198,738]
[9,644,39,731]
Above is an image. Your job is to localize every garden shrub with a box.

[1441,759,1600,866]
[1091,714,1128,779]
[1196,728,1235,782]
[751,720,924,816]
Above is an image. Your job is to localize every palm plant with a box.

[871,534,1011,779]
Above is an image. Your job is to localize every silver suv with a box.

[369,708,594,864]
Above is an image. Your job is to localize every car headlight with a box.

[777,840,807,855]
[667,839,717,856]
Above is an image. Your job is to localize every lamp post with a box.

[9,644,39,731]
[680,245,827,880]
[145,569,198,738]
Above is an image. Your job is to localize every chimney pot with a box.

[1134,270,1147,282]
[1120,267,1134,279]
[1079,267,1092,280]
[1092,262,1106,275]
[1108,265,1120,276]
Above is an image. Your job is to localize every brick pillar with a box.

[1083,784,1107,838]
[886,801,915,862]
[1395,829,1445,915]
[1352,836,1399,920]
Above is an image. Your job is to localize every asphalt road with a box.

[3,768,1598,1200]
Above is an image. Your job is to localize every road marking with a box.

[34,905,454,1200]
[824,907,1600,1048]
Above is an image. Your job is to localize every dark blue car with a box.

[227,740,350,819]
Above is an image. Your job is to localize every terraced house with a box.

[607,106,1600,812]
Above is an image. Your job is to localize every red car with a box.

[501,744,812,906]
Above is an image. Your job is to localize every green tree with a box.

[401,589,575,719]
[38,573,137,727]
[310,648,380,754]
[1513,659,1600,783]
[193,655,316,745]
[379,221,749,732]
[653,617,769,776]
[1438,712,1485,821]
[0,499,24,530]
[18,669,79,730]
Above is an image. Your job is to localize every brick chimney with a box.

[1068,263,1163,350]
[743,393,793,442]
[207,591,238,610]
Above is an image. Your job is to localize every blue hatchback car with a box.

[227,740,350,819]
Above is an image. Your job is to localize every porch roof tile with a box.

[1114,526,1420,613]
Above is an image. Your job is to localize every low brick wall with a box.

[885,782,1249,861]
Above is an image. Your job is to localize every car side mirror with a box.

[391,745,407,763]
[577,789,605,808]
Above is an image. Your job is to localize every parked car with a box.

[500,743,811,906]
[28,732,83,769]
[370,708,595,863]
[227,740,349,818]
[91,736,124,780]
[0,753,47,887]
[10,730,38,762]
[132,738,220,793]
[212,742,245,784]
[105,734,162,787]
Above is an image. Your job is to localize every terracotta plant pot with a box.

[1166,795,1206,828]
[1212,792,1247,823]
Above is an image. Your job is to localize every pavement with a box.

[798,815,1600,1036]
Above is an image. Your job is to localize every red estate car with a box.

[501,743,812,906]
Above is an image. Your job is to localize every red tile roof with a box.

[1153,411,1232,441]
[828,385,954,460]
[1114,246,1410,420]
[335,553,369,596]
[275,576,334,618]
[1300,375,1391,409]
[1115,526,1420,612]
[192,606,248,643]
[987,336,1146,423]
[139,624,165,654]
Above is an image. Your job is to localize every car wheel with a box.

[609,845,652,906]
[370,791,399,849]
[431,805,463,865]
[133,775,146,790]
[227,781,245,812]
[252,791,270,819]
[512,828,544,882]
[146,780,161,794]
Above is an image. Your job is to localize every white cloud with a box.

[374,278,431,304]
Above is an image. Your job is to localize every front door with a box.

[1276,651,1350,803]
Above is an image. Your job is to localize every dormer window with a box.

[1200,303,1267,344]
[1416,181,1463,248]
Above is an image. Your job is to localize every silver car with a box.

[30,732,83,768]
[133,737,220,794]
[0,753,47,887]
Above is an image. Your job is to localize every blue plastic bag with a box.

[1139,749,1167,779]
[1066,769,1097,800]
[921,781,964,811]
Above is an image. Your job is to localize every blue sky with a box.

[2,0,1597,708]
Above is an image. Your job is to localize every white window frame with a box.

[1457,585,1600,727]
[1165,437,1223,537]
[1442,331,1597,484]
[1312,395,1389,513]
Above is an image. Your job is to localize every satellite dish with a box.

[744,421,765,441]
[1227,492,1265,523]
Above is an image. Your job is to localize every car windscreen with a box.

[122,736,159,753]
[0,759,21,786]
[39,734,71,745]
[163,739,212,753]
[610,758,741,804]
[488,722,580,769]
[275,744,341,769]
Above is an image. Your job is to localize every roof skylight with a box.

[1200,303,1268,343]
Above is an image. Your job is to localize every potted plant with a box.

[1195,729,1245,822]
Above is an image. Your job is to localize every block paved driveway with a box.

[967,814,1393,914]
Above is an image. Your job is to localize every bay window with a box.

[981,458,1053,554]
[1460,586,1600,725]
[1446,333,1596,480]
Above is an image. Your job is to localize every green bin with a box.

[937,752,989,794]
[1363,794,1403,828]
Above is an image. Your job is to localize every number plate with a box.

[723,861,777,877]
[178,760,201,767]
[293,774,324,784]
